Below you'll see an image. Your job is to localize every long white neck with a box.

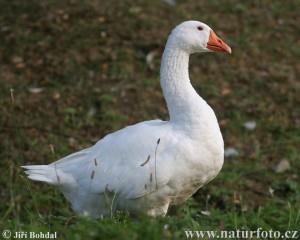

[160,39,207,125]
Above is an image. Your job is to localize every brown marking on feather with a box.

[154,138,161,190]
[91,170,95,179]
[94,158,98,166]
[140,155,151,167]
[54,163,60,183]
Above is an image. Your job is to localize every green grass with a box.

[0,0,299,239]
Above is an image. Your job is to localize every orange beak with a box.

[207,30,232,54]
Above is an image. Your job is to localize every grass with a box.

[0,0,299,239]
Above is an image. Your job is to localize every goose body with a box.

[23,21,231,218]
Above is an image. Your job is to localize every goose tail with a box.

[22,165,77,191]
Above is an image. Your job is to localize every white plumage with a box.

[23,20,231,218]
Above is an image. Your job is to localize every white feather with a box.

[22,21,226,218]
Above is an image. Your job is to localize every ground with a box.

[0,0,299,239]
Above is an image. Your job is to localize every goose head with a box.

[168,20,231,54]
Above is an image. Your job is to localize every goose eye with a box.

[197,26,203,31]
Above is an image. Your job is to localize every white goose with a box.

[23,21,231,218]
